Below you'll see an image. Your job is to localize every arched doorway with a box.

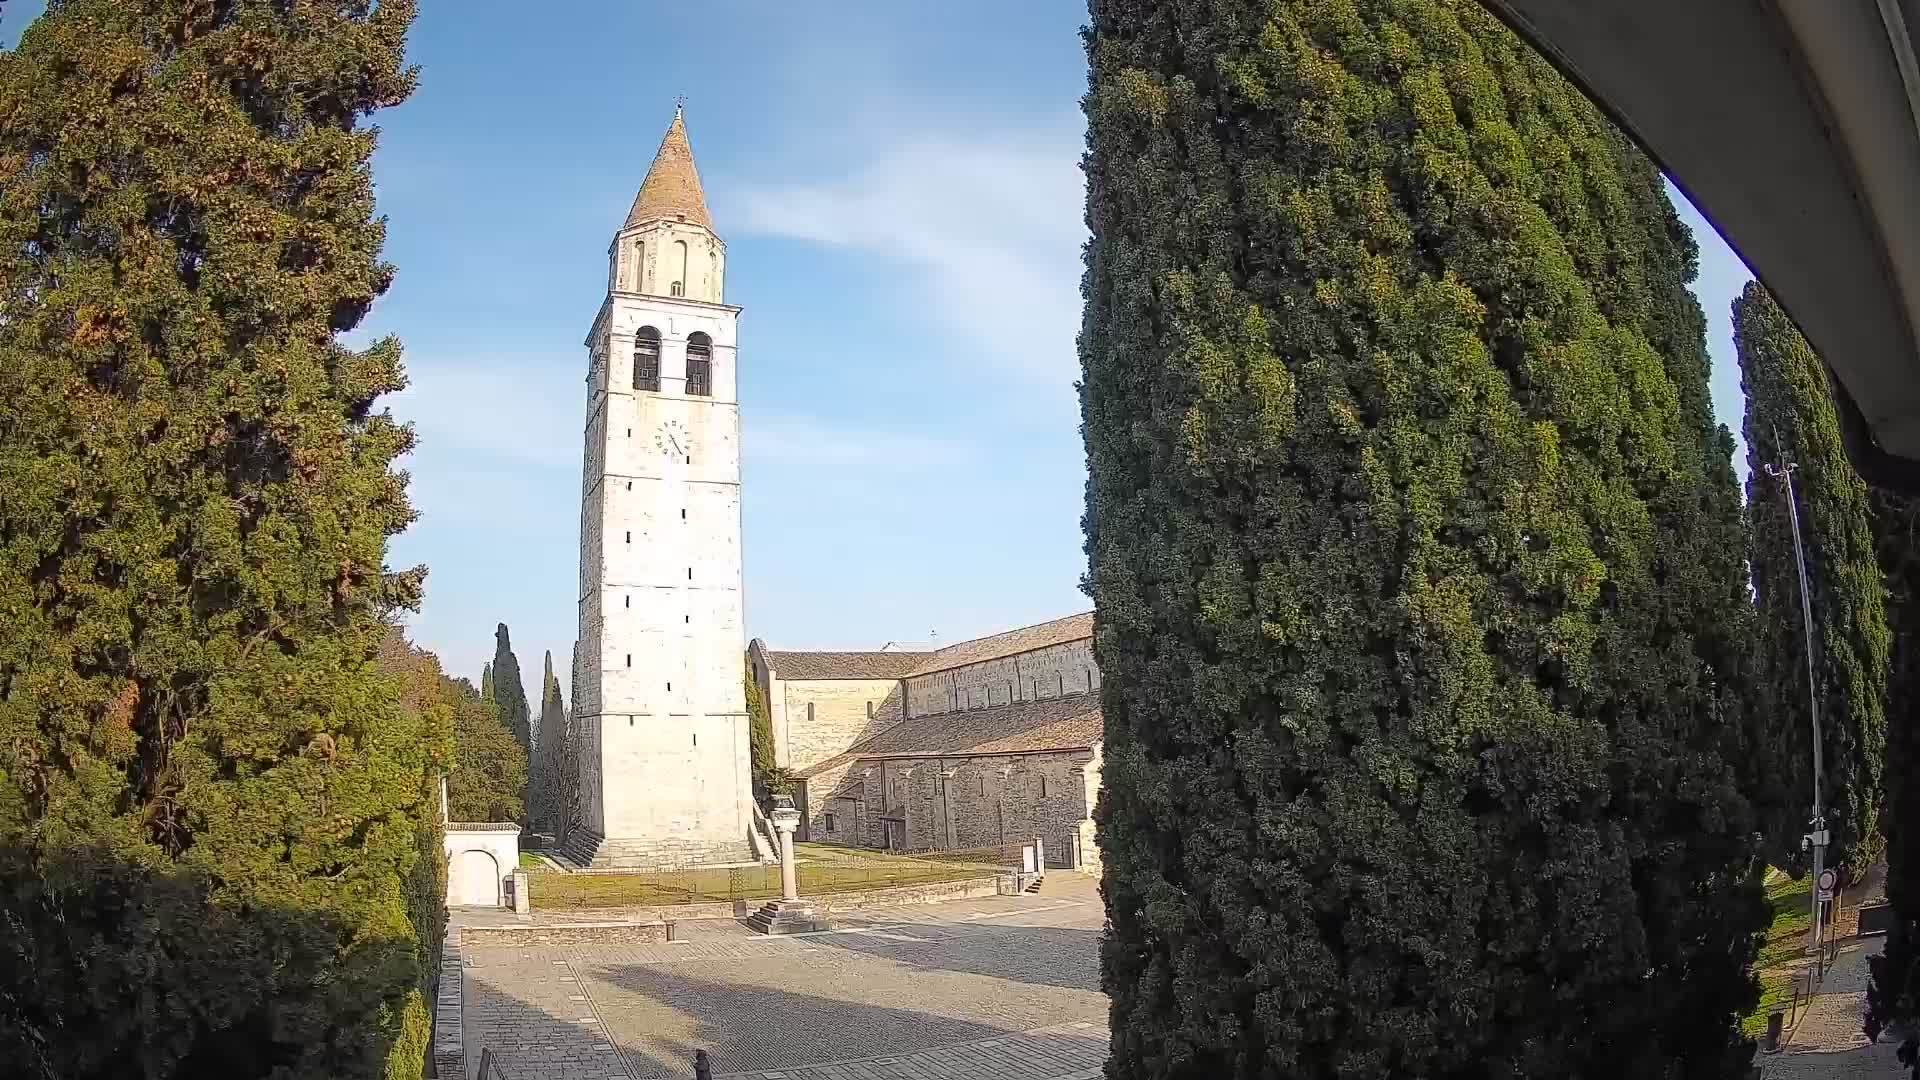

[449,848,501,907]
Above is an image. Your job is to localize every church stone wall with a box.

[801,749,1096,870]
[778,680,904,773]
[904,639,1101,718]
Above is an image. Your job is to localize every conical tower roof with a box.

[624,108,713,232]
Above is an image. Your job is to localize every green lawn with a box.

[530,852,1001,910]
[1740,870,1814,1036]
[518,850,549,870]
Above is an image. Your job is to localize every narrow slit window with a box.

[686,332,713,397]
[625,655,631,667]
[633,326,661,391]
[1040,776,1050,798]
[624,595,630,608]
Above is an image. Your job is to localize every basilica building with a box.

[749,612,1105,873]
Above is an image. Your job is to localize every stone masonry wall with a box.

[804,749,1095,868]
[904,639,1101,718]
[779,679,905,772]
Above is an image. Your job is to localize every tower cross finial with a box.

[674,93,686,116]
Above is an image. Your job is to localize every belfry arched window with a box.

[685,332,713,397]
[633,326,661,391]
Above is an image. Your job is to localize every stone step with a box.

[746,898,831,935]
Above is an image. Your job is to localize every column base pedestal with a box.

[745,898,830,935]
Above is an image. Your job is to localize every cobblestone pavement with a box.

[1759,938,1905,1079]
[462,878,1108,1079]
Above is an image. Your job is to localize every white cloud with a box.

[730,125,1087,382]
[745,413,971,469]
[388,353,584,471]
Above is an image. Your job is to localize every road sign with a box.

[1818,868,1839,899]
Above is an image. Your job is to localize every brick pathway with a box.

[460,881,1108,1079]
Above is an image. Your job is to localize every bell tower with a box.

[567,108,755,869]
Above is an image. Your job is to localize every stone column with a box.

[771,798,801,902]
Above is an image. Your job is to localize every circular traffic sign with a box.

[1818,868,1839,894]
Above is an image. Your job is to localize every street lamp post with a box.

[1763,447,1829,977]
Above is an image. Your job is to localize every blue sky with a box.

[4,2,1756,689]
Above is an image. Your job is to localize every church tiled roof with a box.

[908,611,1094,676]
[798,692,1101,777]
[625,109,714,232]
[764,650,926,681]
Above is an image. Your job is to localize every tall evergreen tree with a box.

[1736,281,1888,874]
[746,658,774,800]
[530,650,568,834]
[443,677,524,824]
[1080,1,1764,1075]
[1870,490,1920,1073]
[0,3,435,1076]
[481,661,495,703]
[490,623,531,752]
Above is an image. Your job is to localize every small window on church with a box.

[806,702,815,724]
[1040,776,1050,798]
[671,280,685,297]
[634,326,661,391]
[825,812,836,833]
[686,333,713,397]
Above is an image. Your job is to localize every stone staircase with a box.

[747,801,781,864]
[558,827,756,870]
[745,897,830,935]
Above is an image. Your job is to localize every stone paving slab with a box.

[463,883,1107,1080]
[708,1023,1106,1080]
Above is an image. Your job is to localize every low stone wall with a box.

[464,923,672,948]
[809,876,1000,912]
[431,930,463,1080]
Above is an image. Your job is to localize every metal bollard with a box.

[694,1048,713,1079]
[1764,1009,1785,1053]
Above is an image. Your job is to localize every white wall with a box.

[444,825,519,908]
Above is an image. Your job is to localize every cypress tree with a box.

[0,2,435,1076]
[1080,1,1764,1075]
[530,650,568,834]
[481,661,495,703]
[490,623,531,752]
[746,658,774,800]
[1869,491,1920,1071]
[1736,281,1888,875]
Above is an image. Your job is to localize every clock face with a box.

[654,420,691,459]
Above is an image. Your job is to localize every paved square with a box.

[461,879,1108,1079]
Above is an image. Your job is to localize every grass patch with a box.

[518,850,549,870]
[1740,870,1814,1036]
[530,858,996,910]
